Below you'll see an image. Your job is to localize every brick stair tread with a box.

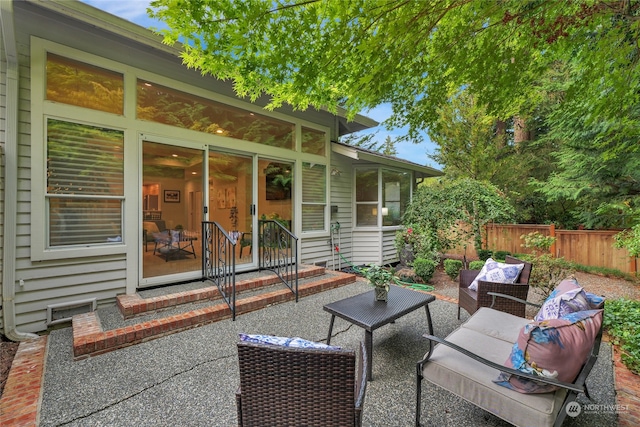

[72,270,356,359]
[117,265,326,319]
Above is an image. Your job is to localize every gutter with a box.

[0,1,39,341]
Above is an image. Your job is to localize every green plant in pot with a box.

[361,264,394,302]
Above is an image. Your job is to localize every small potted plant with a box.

[361,264,394,302]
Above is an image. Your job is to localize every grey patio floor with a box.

[39,281,616,426]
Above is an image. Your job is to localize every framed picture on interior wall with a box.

[164,190,180,203]
[217,189,226,209]
[226,187,237,208]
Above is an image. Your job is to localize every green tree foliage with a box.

[149,1,640,232]
[531,102,640,229]
[150,1,640,149]
[403,178,515,252]
[428,91,511,182]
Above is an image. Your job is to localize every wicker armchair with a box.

[458,255,533,319]
[236,340,368,427]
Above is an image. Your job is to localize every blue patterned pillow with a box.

[534,277,605,321]
[239,333,342,350]
[468,258,525,291]
[534,278,590,321]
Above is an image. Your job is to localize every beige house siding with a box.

[1,38,5,330]
[11,14,128,332]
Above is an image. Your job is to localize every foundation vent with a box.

[46,298,97,326]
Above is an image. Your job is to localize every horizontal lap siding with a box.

[11,22,126,333]
[0,50,4,329]
[351,231,382,266]
[382,230,399,265]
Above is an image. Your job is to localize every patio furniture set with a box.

[234,257,605,427]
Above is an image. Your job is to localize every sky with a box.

[80,0,440,168]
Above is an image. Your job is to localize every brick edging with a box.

[612,346,640,426]
[0,336,47,427]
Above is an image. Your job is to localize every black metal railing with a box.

[258,219,299,302]
[202,221,237,320]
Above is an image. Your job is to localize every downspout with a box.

[0,1,38,341]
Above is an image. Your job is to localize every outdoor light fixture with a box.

[381,207,389,216]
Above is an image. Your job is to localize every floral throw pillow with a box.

[534,277,604,321]
[239,333,342,350]
[494,309,603,394]
[468,258,525,292]
[534,278,590,321]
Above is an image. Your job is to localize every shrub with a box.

[604,298,640,374]
[521,231,555,255]
[469,260,485,270]
[493,250,510,261]
[413,257,437,282]
[444,259,463,280]
[477,249,492,261]
[527,254,574,299]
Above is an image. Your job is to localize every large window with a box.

[355,167,410,227]
[301,126,326,156]
[46,53,124,115]
[355,168,378,226]
[47,119,124,247]
[137,80,295,149]
[302,163,326,232]
[382,169,410,226]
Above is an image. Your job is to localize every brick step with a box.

[117,265,326,319]
[72,269,356,359]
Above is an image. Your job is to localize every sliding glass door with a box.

[141,144,295,285]
[208,150,254,266]
[142,141,204,281]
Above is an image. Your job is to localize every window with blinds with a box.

[301,163,326,232]
[46,119,124,247]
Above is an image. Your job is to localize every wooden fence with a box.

[449,224,637,274]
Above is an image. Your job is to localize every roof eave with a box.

[331,142,442,178]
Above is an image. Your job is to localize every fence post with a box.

[549,224,556,257]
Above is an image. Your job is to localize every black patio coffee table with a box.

[324,285,435,380]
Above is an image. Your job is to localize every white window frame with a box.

[353,166,412,229]
[30,38,134,260]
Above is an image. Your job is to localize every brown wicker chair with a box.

[236,340,368,427]
[458,255,533,319]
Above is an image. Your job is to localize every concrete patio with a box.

[27,280,620,427]
[0,277,625,426]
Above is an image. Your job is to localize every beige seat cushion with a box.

[461,307,531,343]
[421,326,567,427]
